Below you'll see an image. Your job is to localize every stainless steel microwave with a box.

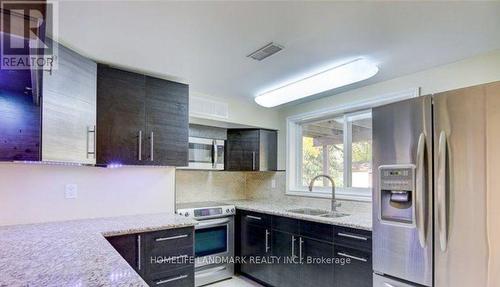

[182,137,224,170]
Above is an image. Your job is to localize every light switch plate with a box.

[271,179,277,189]
[65,184,78,199]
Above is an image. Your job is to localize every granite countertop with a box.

[0,213,197,287]
[225,200,372,231]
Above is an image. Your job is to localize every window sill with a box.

[286,189,372,202]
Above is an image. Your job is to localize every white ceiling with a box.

[57,1,500,108]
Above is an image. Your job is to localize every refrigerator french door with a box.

[372,96,433,287]
[373,82,500,287]
[433,83,500,287]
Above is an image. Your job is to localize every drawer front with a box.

[147,266,194,287]
[142,227,194,274]
[299,221,334,242]
[334,226,372,251]
[272,215,299,234]
[334,245,372,287]
[239,210,272,227]
[144,245,194,274]
[143,227,194,249]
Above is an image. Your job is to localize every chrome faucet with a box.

[308,174,341,212]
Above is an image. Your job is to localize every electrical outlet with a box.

[65,184,78,199]
[271,179,277,189]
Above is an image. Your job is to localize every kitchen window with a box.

[287,110,372,200]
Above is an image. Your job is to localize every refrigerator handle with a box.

[437,131,448,252]
[416,133,427,248]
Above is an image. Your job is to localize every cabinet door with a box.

[240,222,271,283]
[42,39,97,164]
[300,237,335,287]
[0,70,40,161]
[145,76,188,166]
[259,129,277,171]
[226,129,259,171]
[269,230,300,287]
[97,65,145,165]
[334,245,372,287]
[106,234,139,272]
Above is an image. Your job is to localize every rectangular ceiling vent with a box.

[247,42,284,61]
[190,96,229,119]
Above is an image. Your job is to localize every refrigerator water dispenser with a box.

[378,165,416,226]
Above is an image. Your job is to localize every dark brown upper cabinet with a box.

[96,64,188,167]
[225,129,277,171]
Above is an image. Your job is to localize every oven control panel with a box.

[176,205,236,218]
[195,207,222,217]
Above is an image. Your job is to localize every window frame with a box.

[291,110,372,200]
[285,88,420,202]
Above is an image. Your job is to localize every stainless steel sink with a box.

[286,208,350,218]
[319,212,349,218]
[286,208,331,216]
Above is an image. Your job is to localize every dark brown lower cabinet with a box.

[334,245,372,287]
[106,233,139,272]
[301,237,335,287]
[240,220,272,284]
[146,266,194,287]
[106,227,195,287]
[269,230,300,287]
[237,211,372,287]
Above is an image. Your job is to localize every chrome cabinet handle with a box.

[138,130,143,161]
[137,235,141,270]
[155,234,188,242]
[252,151,256,170]
[163,255,189,263]
[86,126,96,159]
[265,229,270,253]
[337,232,368,241]
[416,132,427,248]
[212,140,218,168]
[245,215,261,221]
[384,283,396,287]
[291,235,296,259]
[156,274,188,285]
[150,131,154,161]
[337,252,368,262]
[299,237,304,262]
[437,131,448,252]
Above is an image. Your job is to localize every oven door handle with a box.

[195,265,227,278]
[196,218,231,229]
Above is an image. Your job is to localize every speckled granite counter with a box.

[225,200,372,231]
[0,213,197,287]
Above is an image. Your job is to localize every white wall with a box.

[0,164,176,226]
[189,91,282,129]
[277,48,500,168]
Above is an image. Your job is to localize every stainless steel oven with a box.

[183,137,224,170]
[176,202,235,286]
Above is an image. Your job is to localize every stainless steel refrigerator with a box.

[372,82,500,287]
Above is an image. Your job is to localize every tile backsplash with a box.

[175,170,247,203]
[175,170,371,214]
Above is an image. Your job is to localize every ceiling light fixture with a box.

[254,58,378,108]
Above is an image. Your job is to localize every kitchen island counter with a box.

[0,213,197,287]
